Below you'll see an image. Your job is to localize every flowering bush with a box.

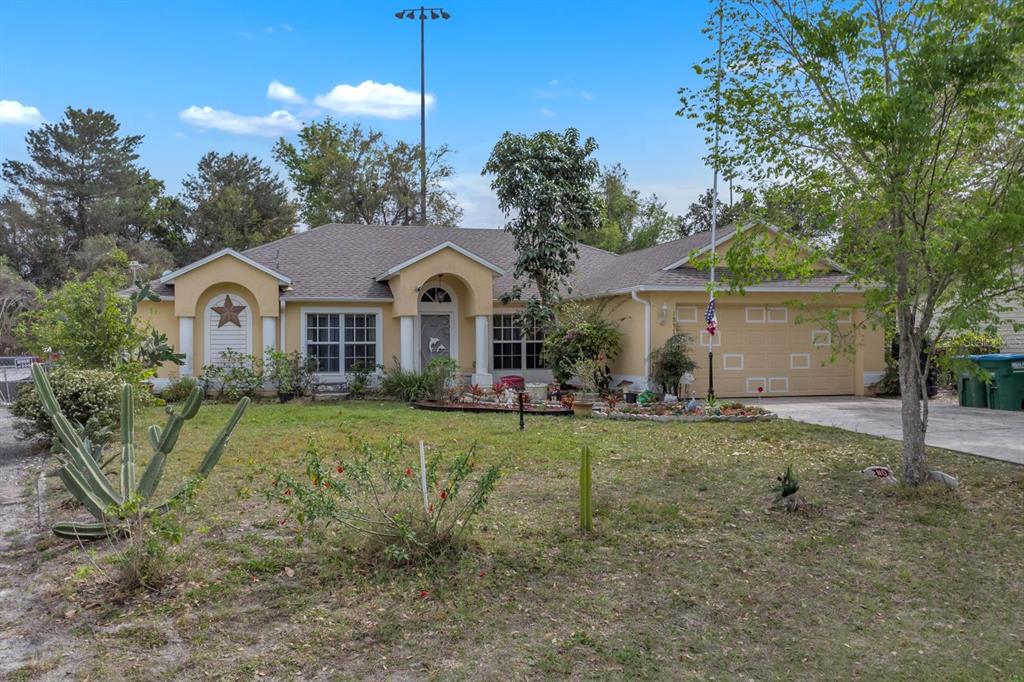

[541,301,623,386]
[12,366,122,445]
[263,437,503,565]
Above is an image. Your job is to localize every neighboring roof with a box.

[146,223,854,302]
[159,248,292,285]
[374,241,506,281]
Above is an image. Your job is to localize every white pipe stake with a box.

[419,440,429,515]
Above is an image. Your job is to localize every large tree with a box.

[679,187,752,236]
[680,0,1024,484]
[482,128,601,317]
[274,118,462,227]
[178,152,297,262]
[581,164,683,253]
[0,107,163,287]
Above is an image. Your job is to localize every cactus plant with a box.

[579,445,593,532]
[30,364,249,540]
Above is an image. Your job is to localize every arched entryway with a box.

[415,284,458,370]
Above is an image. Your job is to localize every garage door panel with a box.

[692,304,856,398]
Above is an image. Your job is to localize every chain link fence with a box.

[0,357,39,405]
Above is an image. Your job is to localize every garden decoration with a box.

[927,470,959,490]
[30,363,249,540]
[860,465,898,484]
[579,445,593,532]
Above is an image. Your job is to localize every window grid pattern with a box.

[306,314,341,373]
[492,314,546,370]
[305,313,377,374]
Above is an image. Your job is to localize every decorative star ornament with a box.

[212,295,246,328]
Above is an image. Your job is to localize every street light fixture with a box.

[394,6,450,226]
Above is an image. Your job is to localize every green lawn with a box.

[13,401,1024,680]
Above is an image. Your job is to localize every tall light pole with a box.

[394,6,450,226]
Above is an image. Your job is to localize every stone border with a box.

[596,411,777,423]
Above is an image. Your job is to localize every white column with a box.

[178,316,194,377]
[472,314,493,387]
[400,315,415,371]
[262,316,277,364]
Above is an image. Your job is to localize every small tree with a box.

[680,0,1024,484]
[541,301,623,387]
[650,333,698,395]
[482,128,601,326]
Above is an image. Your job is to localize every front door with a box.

[420,314,452,368]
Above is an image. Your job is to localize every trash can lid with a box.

[965,353,1024,361]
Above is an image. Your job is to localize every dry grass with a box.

[7,400,1024,680]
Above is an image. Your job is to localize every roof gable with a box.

[374,241,506,282]
[160,248,292,285]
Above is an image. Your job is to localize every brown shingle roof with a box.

[150,223,850,300]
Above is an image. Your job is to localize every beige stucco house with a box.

[135,223,885,397]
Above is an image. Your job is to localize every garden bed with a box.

[599,410,777,423]
[412,400,572,416]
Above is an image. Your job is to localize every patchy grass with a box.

[10,401,1024,679]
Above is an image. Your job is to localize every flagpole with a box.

[708,0,723,401]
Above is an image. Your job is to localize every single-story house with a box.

[135,223,885,397]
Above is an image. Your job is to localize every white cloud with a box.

[179,105,302,136]
[314,80,432,119]
[267,80,305,104]
[0,99,43,126]
[538,107,556,118]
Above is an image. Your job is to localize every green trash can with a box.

[967,354,1024,411]
[957,368,988,408]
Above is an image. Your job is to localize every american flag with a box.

[705,298,718,336]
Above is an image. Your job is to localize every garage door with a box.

[676,303,855,398]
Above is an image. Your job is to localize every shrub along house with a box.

[135,223,885,397]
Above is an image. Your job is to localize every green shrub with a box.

[264,437,503,566]
[542,301,623,386]
[264,348,318,396]
[381,364,430,401]
[347,361,379,397]
[12,366,122,445]
[161,376,200,403]
[381,357,459,402]
[201,350,262,401]
[649,333,698,395]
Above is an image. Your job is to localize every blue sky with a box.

[0,0,716,228]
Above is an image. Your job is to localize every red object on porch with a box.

[497,375,525,390]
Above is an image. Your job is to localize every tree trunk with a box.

[896,307,929,485]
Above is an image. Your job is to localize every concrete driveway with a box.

[749,396,1024,465]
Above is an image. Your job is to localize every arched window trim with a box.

[420,286,453,303]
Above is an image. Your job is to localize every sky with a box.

[0,0,718,229]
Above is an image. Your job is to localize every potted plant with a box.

[569,357,602,417]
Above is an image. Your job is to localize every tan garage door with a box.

[677,303,855,398]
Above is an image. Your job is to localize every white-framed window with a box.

[699,329,722,347]
[745,306,766,323]
[492,314,545,370]
[723,353,744,370]
[812,330,832,347]
[675,305,698,323]
[301,307,383,375]
[767,307,788,323]
[768,377,789,393]
[746,377,767,394]
[790,353,811,369]
[836,308,853,324]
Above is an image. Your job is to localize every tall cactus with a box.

[31,364,249,540]
[579,445,593,532]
